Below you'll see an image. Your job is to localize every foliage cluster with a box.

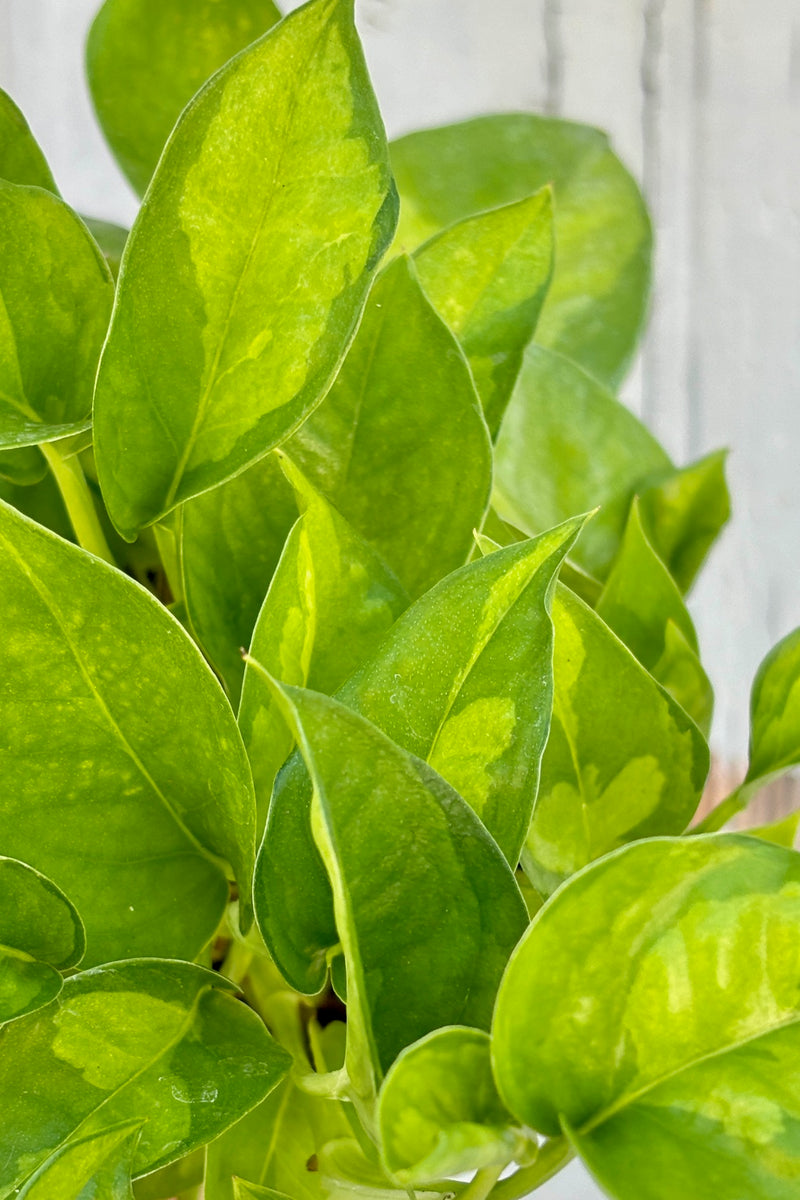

[0,1,799,1198]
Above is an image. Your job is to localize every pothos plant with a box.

[0,1,799,1198]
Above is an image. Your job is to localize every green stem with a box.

[41,441,115,564]
[458,1165,505,1200]
[692,784,747,834]
[219,938,253,987]
[489,1139,573,1200]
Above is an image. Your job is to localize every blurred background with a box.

[1,1,798,1196]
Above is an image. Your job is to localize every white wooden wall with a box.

[1,0,799,772]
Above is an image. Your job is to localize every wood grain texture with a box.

[1,1,798,794]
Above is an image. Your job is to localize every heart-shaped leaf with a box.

[414,188,554,435]
[87,0,281,196]
[286,254,492,598]
[390,114,651,388]
[493,835,800,1200]
[0,498,256,965]
[94,0,398,538]
[0,959,291,1196]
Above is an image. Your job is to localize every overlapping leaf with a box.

[255,520,580,993]
[0,857,84,1024]
[597,500,712,733]
[0,88,56,191]
[16,1120,141,1200]
[181,453,298,701]
[94,0,398,538]
[390,114,651,388]
[524,584,708,895]
[0,498,256,965]
[87,0,281,195]
[0,960,291,1196]
[378,1027,528,1185]
[414,188,554,435]
[0,181,113,449]
[493,835,800,1200]
[494,345,671,579]
[239,458,408,827]
[260,680,527,1102]
[286,254,492,597]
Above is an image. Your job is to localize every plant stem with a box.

[489,1139,574,1200]
[692,784,746,833]
[41,441,115,564]
[458,1165,505,1200]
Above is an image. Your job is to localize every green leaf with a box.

[0,959,291,1196]
[0,856,85,1025]
[0,498,256,965]
[255,520,580,993]
[700,627,800,831]
[132,1150,204,1200]
[0,88,57,191]
[638,449,731,593]
[0,181,113,449]
[596,499,712,733]
[239,457,408,827]
[413,188,554,435]
[747,810,800,849]
[82,217,129,279]
[16,1119,142,1200]
[492,835,800,1200]
[87,0,281,197]
[494,345,671,579]
[378,1027,527,1185]
[234,1182,291,1200]
[0,445,47,486]
[524,585,709,895]
[180,453,298,701]
[286,254,492,598]
[258,678,527,1101]
[94,0,397,539]
[390,114,651,389]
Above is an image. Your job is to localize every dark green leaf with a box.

[494,345,671,579]
[0,498,256,965]
[180,453,298,701]
[0,960,291,1195]
[0,446,47,487]
[238,457,408,827]
[87,0,281,196]
[0,181,113,449]
[255,521,580,993]
[493,835,800,1200]
[258,679,527,1101]
[378,1027,527,1185]
[0,88,57,191]
[638,450,731,593]
[390,114,651,388]
[16,1119,141,1200]
[414,188,554,435]
[286,254,492,598]
[94,0,397,539]
[524,585,709,895]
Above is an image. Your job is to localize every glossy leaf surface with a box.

[0,960,291,1195]
[0,857,84,1024]
[638,450,731,594]
[181,453,298,701]
[524,585,708,895]
[255,521,579,993]
[414,189,554,435]
[286,254,492,597]
[87,0,281,195]
[239,458,408,826]
[494,345,671,579]
[262,680,527,1098]
[0,499,256,965]
[16,1119,141,1200]
[0,89,56,191]
[378,1027,525,1185]
[597,500,712,732]
[94,0,397,538]
[390,114,651,388]
[0,181,113,449]
[493,835,800,1199]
